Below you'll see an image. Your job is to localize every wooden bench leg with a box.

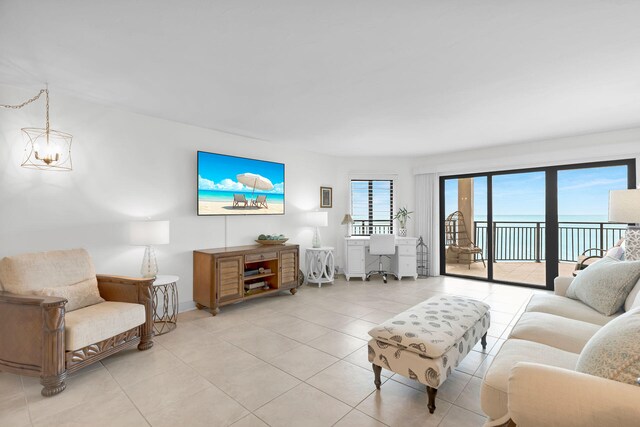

[481,332,487,350]
[426,386,437,413]
[372,364,382,389]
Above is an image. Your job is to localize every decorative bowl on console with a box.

[255,234,288,245]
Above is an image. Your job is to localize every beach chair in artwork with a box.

[233,194,248,208]
[444,211,486,269]
[251,195,268,209]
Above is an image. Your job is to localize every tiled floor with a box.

[0,275,539,427]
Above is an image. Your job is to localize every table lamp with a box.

[308,211,328,248]
[341,214,354,237]
[130,220,170,277]
[609,189,640,260]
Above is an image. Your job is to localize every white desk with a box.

[343,236,418,281]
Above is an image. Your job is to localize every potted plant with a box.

[394,207,413,237]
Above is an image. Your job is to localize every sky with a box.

[444,165,628,219]
[351,180,393,221]
[198,151,284,194]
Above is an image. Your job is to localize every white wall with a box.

[0,84,416,310]
[414,128,640,178]
[330,157,419,273]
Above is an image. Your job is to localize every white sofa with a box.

[480,276,640,427]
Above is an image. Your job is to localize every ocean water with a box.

[198,190,284,203]
[467,215,625,262]
[474,214,609,223]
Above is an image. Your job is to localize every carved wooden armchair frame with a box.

[0,275,154,396]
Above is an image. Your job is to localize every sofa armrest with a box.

[96,275,154,349]
[0,290,66,307]
[553,276,574,296]
[508,362,640,427]
[0,291,67,388]
[96,275,153,303]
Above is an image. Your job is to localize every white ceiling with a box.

[2,1,640,157]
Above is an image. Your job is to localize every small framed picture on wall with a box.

[320,186,332,208]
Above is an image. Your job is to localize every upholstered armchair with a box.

[0,249,154,397]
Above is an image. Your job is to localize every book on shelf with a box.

[244,268,272,277]
[244,285,271,295]
[244,281,266,290]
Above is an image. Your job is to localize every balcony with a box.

[446,221,626,285]
[352,219,393,236]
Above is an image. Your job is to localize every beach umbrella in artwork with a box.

[236,173,274,195]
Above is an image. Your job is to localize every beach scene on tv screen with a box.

[198,152,285,215]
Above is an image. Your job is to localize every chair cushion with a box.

[576,307,640,385]
[480,339,579,421]
[525,294,619,326]
[64,302,146,351]
[509,312,600,354]
[0,249,97,294]
[33,279,105,312]
[566,257,640,315]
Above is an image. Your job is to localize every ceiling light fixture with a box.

[1,86,73,171]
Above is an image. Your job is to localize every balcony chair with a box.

[0,248,154,397]
[573,238,625,276]
[444,211,486,269]
[233,194,248,208]
[366,234,397,283]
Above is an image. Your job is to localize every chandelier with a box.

[1,87,73,171]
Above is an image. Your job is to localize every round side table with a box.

[152,275,179,335]
[306,247,335,288]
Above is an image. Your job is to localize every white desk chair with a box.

[366,234,397,283]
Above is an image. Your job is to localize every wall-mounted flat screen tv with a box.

[197,151,285,216]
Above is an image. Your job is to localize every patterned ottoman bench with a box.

[367,295,490,414]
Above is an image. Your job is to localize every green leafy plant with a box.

[393,207,413,228]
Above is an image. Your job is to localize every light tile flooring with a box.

[0,275,540,427]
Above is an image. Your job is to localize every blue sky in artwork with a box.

[444,165,628,219]
[198,151,284,194]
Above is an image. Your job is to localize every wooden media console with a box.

[193,244,299,315]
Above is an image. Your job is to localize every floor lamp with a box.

[609,189,640,261]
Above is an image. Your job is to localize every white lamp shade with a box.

[307,211,328,227]
[130,220,170,245]
[609,189,640,223]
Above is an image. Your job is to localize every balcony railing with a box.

[473,221,625,263]
[352,219,393,236]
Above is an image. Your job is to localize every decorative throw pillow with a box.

[566,256,640,316]
[32,279,104,312]
[606,246,625,261]
[576,307,640,385]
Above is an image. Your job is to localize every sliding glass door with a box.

[443,177,488,279]
[440,159,636,289]
[492,171,546,286]
[557,164,630,277]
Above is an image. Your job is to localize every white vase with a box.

[398,228,407,237]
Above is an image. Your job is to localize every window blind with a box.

[350,179,394,235]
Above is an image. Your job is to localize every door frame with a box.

[439,158,636,290]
